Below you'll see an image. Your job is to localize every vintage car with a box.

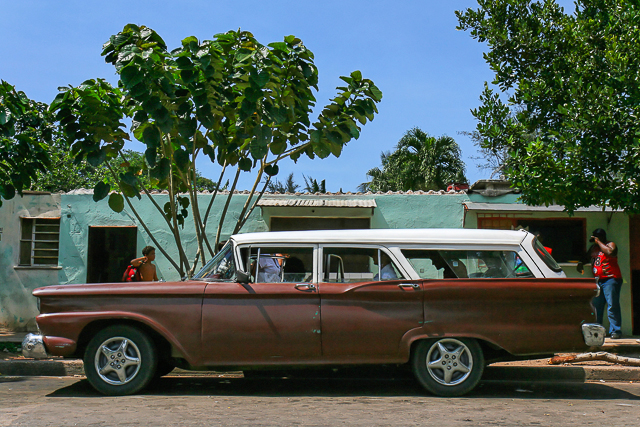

[23,228,605,396]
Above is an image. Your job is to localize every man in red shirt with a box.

[588,229,623,339]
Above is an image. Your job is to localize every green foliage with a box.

[266,172,299,193]
[360,128,467,192]
[31,145,154,193]
[302,175,326,193]
[49,24,382,276]
[0,81,54,206]
[457,0,640,213]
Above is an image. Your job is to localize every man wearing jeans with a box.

[589,229,624,339]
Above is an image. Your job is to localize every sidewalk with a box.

[2,332,640,382]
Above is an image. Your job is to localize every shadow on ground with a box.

[45,367,640,400]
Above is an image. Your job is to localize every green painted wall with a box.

[0,194,61,331]
[59,192,268,284]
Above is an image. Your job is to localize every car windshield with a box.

[193,242,236,281]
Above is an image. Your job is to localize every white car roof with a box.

[231,228,529,246]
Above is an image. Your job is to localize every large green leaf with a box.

[108,192,125,212]
[264,164,279,176]
[93,181,110,201]
[174,149,190,171]
[150,158,171,180]
[143,125,161,148]
[145,147,157,167]
[86,149,106,167]
[238,157,252,171]
[120,65,145,89]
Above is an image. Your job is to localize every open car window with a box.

[401,249,534,279]
[239,246,314,283]
[322,247,405,283]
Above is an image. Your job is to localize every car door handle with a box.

[398,283,420,290]
[295,284,316,291]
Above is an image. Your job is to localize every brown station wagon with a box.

[23,228,605,396]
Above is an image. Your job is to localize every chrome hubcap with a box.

[95,337,141,386]
[426,338,473,386]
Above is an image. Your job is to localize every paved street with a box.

[1,374,639,426]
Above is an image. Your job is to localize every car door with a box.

[318,245,423,360]
[200,244,321,365]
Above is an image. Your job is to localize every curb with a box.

[484,365,640,382]
[2,359,639,382]
[0,359,84,377]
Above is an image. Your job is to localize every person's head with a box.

[431,254,447,270]
[142,246,156,261]
[590,228,607,243]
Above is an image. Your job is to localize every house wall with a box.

[0,194,61,331]
[58,192,268,285]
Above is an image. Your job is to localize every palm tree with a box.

[266,172,300,193]
[303,175,326,193]
[360,128,467,192]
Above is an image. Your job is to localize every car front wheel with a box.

[412,337,484,397]
[84,325,157,396]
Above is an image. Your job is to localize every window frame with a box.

[237,243,318,284]
[19,217,60,267]
[318,244,408,283]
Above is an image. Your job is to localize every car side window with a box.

[322,247,405,283]
[401,249,462,279]
[241,246,314,283]
[401,249,534,279]
[193,242,236,281]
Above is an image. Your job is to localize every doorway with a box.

[86,226,138,283]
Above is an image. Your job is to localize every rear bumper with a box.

[582,323,605,347]
[22,333,49,359]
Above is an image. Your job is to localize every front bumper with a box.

[22,333,50,359]
[582,323,605,347]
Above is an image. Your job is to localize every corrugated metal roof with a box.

[258,198,377,208]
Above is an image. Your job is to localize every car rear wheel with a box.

[84,325,157,396]
[412,337,484,397]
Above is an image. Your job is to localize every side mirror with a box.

[236,270,250,284]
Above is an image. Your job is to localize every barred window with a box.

[19,217,60,266]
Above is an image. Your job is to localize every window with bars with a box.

[19,217,60,266]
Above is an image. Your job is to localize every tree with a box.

[266,172,299,193]
[457,0,640,213]
[0,81,54,207]
[302,175,326,193]
[30,145,151,193]
[52,25,382,277]
[359,128,466,192]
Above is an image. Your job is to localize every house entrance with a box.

[86,226,137,283]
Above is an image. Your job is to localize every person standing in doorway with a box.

[130,246,158,282]
[588,229,623,339]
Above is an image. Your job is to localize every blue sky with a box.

[0,0,574,192]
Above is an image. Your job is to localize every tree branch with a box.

[549,352,640,366]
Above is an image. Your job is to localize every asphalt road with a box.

[1,375,640,426]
